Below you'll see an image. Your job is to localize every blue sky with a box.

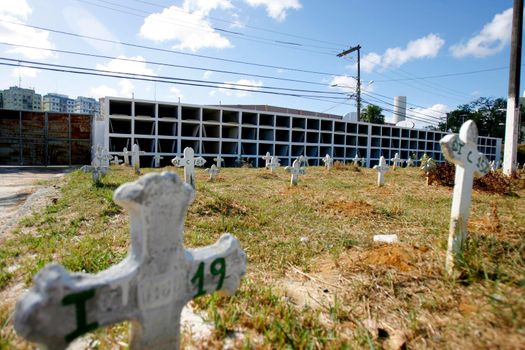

[0,0,519,126]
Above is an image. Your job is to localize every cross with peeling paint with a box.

[391,153,401,170]
[440,120,489,274]
[420,155,436,186]
[285,159,306,186]
[373,156,389,187]
[266,156,280,173]
[14,172,246,350]
[91,145,112,183]
[110,155,123,166]
[213,155,225,169]
[131,144,146,175]
[322,154,333,170]
[172,147,206,188]
[261,152,272,168]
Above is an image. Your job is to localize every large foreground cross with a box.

[172,147,206,188]
[440,120,489,274]
[14,172,246,349]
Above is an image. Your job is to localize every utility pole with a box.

[337,45,361,121]
[503,0,523,175]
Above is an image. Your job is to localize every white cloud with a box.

[214,79,263,97]
[203,70,213,79]
[139,1,232,51]
[355,34,444,73]
[11,66,39,78]
[169,87,184,99]
[0,0,54,59]
[243,0,301,21]
[89,79,135,99]
[406,103,449,125]
[450,8,512,58]
[329,75,374,94]
[96,56,156,76]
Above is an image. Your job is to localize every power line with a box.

[373,66,514,82]
[364,91,447,116]
[360,99,439,126]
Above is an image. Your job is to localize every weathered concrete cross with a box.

[266,156,280,173]
[154,154,164,168]
[373,156,389,187]
[123,147,131,166]
[110,155,123,166]
[213,155,225,169]
[285,159,306,186]
[405,158,414,167]
[90,145,112,183]
[132,144,146,175]
[440,120,489,274]
[352,153,363,167]
[207,164,219,181]
[297,155,309,167]
[322,154,333,170]
[171,147,206,188]
[419,154,436,186]
[261,152,272,168]
[391,153,402,170]
[13,172,246,350]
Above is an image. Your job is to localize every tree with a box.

[439,97,506,138]
[360,104,385,124]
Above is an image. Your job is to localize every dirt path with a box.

[0,167,73,237]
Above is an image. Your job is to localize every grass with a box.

[0,164,524,349]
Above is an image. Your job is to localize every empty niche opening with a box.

[280,158,290,167]
[321,120,332,131]
[276,129,289,142]
[259,114,274,126]
[401,140,409,149]
[371,138,380,147]
[357,148,367,159]
[135,138,154,152]
[306,145,318,158]
[292,145,304,157]
[434,133,443,141]
[307,132,319,143]
[134,120,155,135]
[158,104,178,119]
[109,137,131,152]
[159,156,174,167]
[259,128,273,141]
[433,142,441,151]
[222,125,239,139]
[292,118,305,129]
[358,124,368,134]
[109,119,131,134]
[242,112,257,125]
[370,159,379,167]
[426,141,433,150]
[202,141,220,154]
[109,100,131,116]
[276,115,290,128]
[381,138,389,148]
[401,150,409,159]
[223,157,237,167]
[382,127,391,137]
[418,141,425,149]
[158,139,177,153]
[320,133,332,144]
[275,144,288,157]
[181,140,200,153]
[401,129,410,138]
[334,147,344,157]
[181,106,200,121]
[334,134,345,145]
[203,109,220,122]
[347,123,357,134]
[372,126,381,136]
[427,132,435,141]
[307,119,319,130]
[358,136,368,147]
[158,121,177,136]
[370,148,380,159]
[241,142,256,155]
[410,130,418,138]
[410,140,417,149]
[241,127,256,140]
[202,124,220,138]
[258,143,272,156]
[292,131,305,143]
[392,128,400,137]
[221,141,238,155]
[346,147,357,158]
[346,135,357,146]
[335,122,345,133]
[222,110,239,124]
[140,155,154,168]
[320,146,331,157]
[181,123,200,137]
[135,102,155,118]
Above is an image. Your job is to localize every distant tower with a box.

[393,96,407,124]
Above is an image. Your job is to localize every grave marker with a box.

[266,156,280,173]
[420,155,436,186]
[90,145,112,183]
[261,152,272,168]
[489,160,496,172]
[285,159,306,186]
[123,147,131,166]
[172,147,206,188]
[297,155,309,167]
[131,144,146,175]
[207,164,219,181]
[322,154,333,170]
[352,153,363,167]
[391,153,401,170]
[405,158,414,167]
[440,120,489,274]
[213,155,225,169]
[13,172,246,350]
[373,156,389,186]
[110,155,123,166]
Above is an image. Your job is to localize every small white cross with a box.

[213,155,225,169]
[266,156,280,173]
[391,153,402,170]
[172,147,206,188]
[489,160,496,172]
[352,153,363,167]
[122,147,131,166]
[440,120,489,275]
[261,152,272,168]
[285,158,306,186]
[207,164,220,181]
[131,144,146,175]
[297,155,309,167]
[405,158,414,167]
[322,154,333,170]
[154,154,164,168]
[373,156,389,187]
[420,155,436,185]
[110,155,123,166]
[13,172,247,350]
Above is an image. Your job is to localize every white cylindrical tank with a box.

[393,96,407,124]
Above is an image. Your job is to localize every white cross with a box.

[322,154,333,170]
[360,157,366,168]
[297,155,309,167]
[13,172,246,350]
[285,159,306,186]
[131,144,146,175]
[373,156,389,187]
[391,153,402,170]
[172,147,206,188]
[489,160,496,172]
[90,145,112,183]
[207,164,220,181]
[261,152,272,168]
[213,155,225,169]
[122,147,131,166]
[440,120,489,275]
[420,155,436,185]
[352,153,363,167]
[110,155,123,166]
[154,154,164,168]
[405,158,414,167]
[266,156,280,173]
